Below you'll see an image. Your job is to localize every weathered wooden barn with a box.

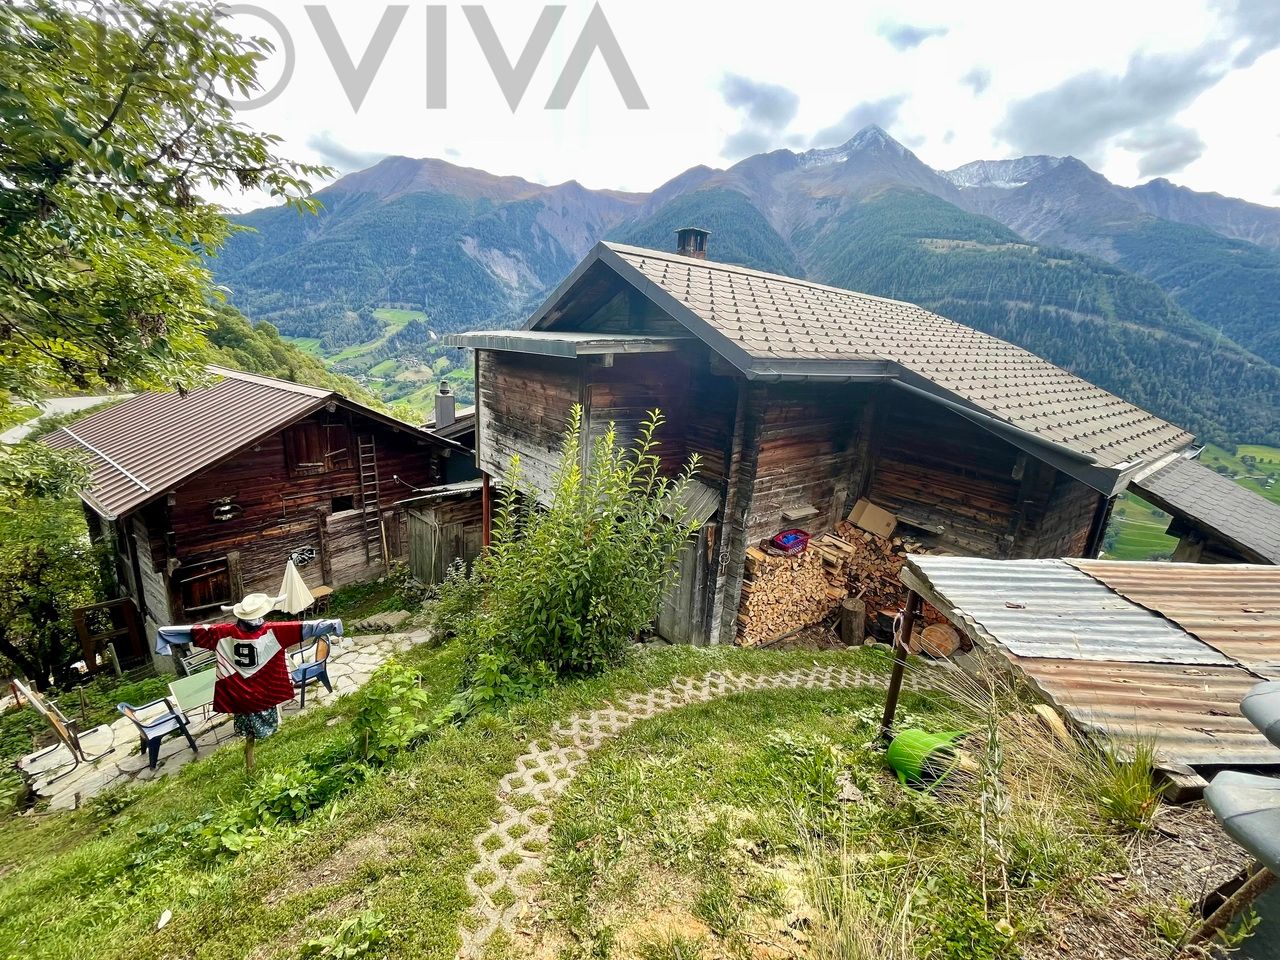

[45,367,468,657]
[448,232,1202,646]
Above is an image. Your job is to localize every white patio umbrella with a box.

[277,559,316,615]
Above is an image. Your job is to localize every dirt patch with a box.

[1132,802,1249,906]
[1024,803,1251,960]
[276,827,408,899]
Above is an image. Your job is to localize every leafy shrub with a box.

[446,406,698,712]
[422,558,483,641]
[351,660,434,762]
[299,910,390,959]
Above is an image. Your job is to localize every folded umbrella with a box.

[277,559,316,615]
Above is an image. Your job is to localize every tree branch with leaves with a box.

[0,0,332,499]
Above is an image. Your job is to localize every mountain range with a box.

[214,126,1280,446]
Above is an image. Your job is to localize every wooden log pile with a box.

[737,545,848,647]
[831,520,926,616]
[735,523,948,648]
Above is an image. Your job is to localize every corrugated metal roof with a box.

[589,243,1193,469]
[42,366,449,520]
[1073,560,1280,679]
[1012,658,1280,767]
[902,557,1230,665]
[901,555,1280,767]
[1129,457,1280,563]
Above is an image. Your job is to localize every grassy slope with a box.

[0,645,895,960]
[533,672,1178,960]
[1200,443,1280,505]
[284,307,470,422]
[1103,492,1179,561]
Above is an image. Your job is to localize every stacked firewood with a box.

[737,546,848,647]
[735,524,951,648]
[831,521,928,616]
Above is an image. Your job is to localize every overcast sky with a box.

[220,0,1280,210]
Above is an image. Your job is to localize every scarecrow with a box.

[157,589,343,770]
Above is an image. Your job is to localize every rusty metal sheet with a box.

[903,556,1232,665]
[1012,657,1280,767]
[1073,560,1280,679]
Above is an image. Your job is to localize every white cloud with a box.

[212,0,1280,210]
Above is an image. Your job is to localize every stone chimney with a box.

[675,227,710,259]
[434,380,455,430]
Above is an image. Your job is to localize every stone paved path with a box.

[458,662,919,959]
[18,630,426,811]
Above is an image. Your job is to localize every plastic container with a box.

[771,529,810,555]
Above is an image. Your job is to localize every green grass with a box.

[0,644,896,960]
[283,336,323,357]
[532,673,1181,960]
[329,309,421,364]
[1199,443,1280,505]
[1102,492,1178,560]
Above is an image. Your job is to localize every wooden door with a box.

[656,523,713,646]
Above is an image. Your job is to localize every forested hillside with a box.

[212,128,1280,445]
[203,307,383,407]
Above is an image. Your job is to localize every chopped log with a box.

[840,597,866,646]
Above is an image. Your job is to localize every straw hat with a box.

[222,592,285,621]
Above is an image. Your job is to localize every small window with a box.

[285,422,350,477]
[331,494,355,513]
[176,558,232,619]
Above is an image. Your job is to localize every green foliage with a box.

[350,663,434,763]
[202,306,381,405]
[637,932,706,960]
[1085,739,1163,832]
[917,883,1018,960]
[1113,218,1280,368]
[0,497,105,688]
[422,559,484,642]
[803,189,1280,447]
[0,0,327,497]
[447,406,698,715]
[217,191,559,349]
[299,911,390,959]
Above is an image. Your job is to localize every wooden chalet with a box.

[448,231,1204,646]
[45,367,469,660]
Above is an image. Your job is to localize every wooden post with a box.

[840,597,866,646]
[880,590,922,741]
[481,472,492,548]
[244,733,255,773]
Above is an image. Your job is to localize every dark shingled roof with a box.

[43,366,455,520]
[598,243,1193,470]
[1130,457,1280,564]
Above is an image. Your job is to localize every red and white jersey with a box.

[190,621,303,714]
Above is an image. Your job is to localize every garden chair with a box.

[178,645,215,676]
[289,636,333,708]
[13,679,113,784]
[117,697,199,769]
[167,669,229,741]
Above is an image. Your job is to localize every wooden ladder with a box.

[357,435,385,566]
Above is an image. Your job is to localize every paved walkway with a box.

[458,662,917,959]
[17,630,425,811]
